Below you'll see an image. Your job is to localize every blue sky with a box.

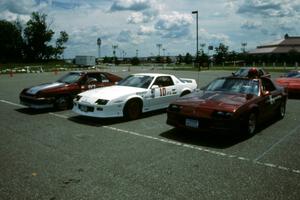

[1,0,300,58]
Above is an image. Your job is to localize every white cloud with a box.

[155,12,193,38]
[241,20,262,30]
[137,25,155,35]
[110,0,152,12]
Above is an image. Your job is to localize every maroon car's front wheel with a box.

[245,112,257,136]
[55,96,71,110]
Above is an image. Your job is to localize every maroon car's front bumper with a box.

[166,112,241,133]
[20,94,55,109]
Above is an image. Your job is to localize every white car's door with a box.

[145,76,180,110]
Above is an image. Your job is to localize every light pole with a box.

[97,38,101,59]
[192,10,199,70]
[112,45,118,64]
[156,44,162,57]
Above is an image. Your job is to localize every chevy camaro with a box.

[72,73,197,120]
[167,75,287,136]
[20,71,122,109]
[275,70,300,96]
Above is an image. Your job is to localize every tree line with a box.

[0,12,68,63]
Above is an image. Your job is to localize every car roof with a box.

[131,73,173,77]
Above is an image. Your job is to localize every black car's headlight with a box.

[212,111,233,119]
[95,99,109,105]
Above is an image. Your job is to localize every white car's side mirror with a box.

[151,85,159,89]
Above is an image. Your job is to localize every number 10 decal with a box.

[160,88,166,96]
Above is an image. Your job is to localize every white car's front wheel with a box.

[123,99,142,120]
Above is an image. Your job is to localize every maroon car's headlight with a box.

[212,111,233,119]
[168,104,181,112]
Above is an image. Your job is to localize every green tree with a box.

[184,53,193,64]
[55,31,69,59]
[131,57,140,65]
[213,43,229,65]
[24,12,54,61]
[0,20,23,62]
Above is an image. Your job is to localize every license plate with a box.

[185,118,199,128]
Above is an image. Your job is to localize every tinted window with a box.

[261,78,276,92]
[206,77,259,95]
[118,75,154,88]
[153,76,174,87]
[57,73,82,84]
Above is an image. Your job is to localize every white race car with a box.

[72,73,197,119]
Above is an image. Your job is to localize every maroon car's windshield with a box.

[206,78,259,96]
[57,73,82,84]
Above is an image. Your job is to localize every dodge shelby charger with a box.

[20,71,122,109]
[72,73,197,120]
[167,75,287,136]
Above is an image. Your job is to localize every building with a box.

[75,56,95,66]
[249,34,300,55]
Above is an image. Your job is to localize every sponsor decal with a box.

[267,95,282,105]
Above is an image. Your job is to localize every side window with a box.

[261,78,276,92]
[86,74,101,83]
[153,76,174,87]
[100,73,110,83]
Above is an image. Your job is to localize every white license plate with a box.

[185,118,199,128]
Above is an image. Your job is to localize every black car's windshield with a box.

[57,73,82,84]
[117,75,154,88]
[206,78,259,95]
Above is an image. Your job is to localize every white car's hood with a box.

[78,85,146,103]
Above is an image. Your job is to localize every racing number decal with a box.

[88,84,96,89]
[160,88,167,96]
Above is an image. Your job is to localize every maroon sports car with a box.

[275,70,300,96]
[20,71,122,109]
[167,75,287,136]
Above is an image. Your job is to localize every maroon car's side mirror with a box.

[262,91,270,96]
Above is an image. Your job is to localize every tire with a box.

[180,90,190,97]
[244,112,257,136]
[55,95,71,110]
[123,99,142,120]
[276,100,286,119]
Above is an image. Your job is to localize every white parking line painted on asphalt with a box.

[0,99,25,108]
[1,99,300,175]
[254,124,300,162]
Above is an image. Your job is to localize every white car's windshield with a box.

[206,78,259,96]
[118,75,154,88]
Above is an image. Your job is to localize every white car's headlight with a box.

[95,99,109,105]
[74,95,82,101]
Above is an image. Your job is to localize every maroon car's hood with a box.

[175,91,252,112]
[26,82,65,95]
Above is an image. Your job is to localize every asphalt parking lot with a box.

[0,68,300,200]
